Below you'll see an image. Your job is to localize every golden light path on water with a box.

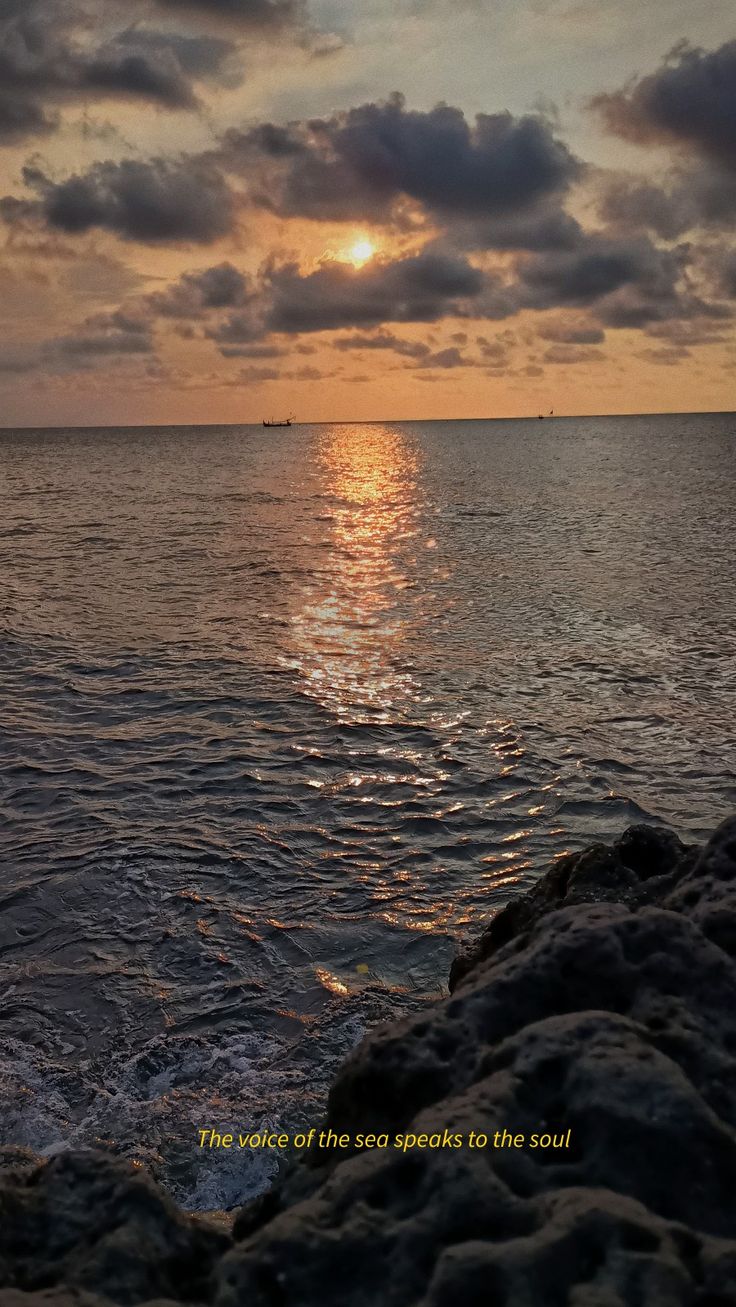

[287,423,425,722]
[282,424,534,986]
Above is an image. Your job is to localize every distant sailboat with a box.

[538,409,554,419]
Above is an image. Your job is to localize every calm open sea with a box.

[1,414,735,1207]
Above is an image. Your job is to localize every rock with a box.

[2,818,736,1307]
[0,1151,229,1305]
[0,1150,41,1181]
[449,823,695,990]
[216,818,736,1305]
[0,1291,124,1307]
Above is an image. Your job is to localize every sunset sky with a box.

[1,0,735,425]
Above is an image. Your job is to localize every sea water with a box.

[1,414,734,1207]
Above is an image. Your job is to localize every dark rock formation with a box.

[2,817,735,1307]
[448,823,697,989]
[0,1151,228,1306]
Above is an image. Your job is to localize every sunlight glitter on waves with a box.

[313,966,350,997]
[287,424,425,722]
[500,829,533,843]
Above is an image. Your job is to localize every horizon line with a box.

[1,408,735,433]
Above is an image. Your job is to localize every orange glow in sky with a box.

[347,239,377,267]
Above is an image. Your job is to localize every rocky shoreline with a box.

[2,816,735,1306]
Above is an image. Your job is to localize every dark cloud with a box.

[516,230,733,329]
[593,40,736,171]
[206,309,263,344]
[218,341,286,357]
[542,343,605,364]
[686,163,736,226]
[154,0,306,29]
[721,254,736,298]
[291,364,322,379]
[77,27,244,111]
[592,41,736,242]
[333,331,430,359]
[416,346,468,368]
[235,360,328,384]
[80,45,200,111]
[240,122,306,157]
[596,283,731,331]
[23,157,235,243]
[53,309,154,357]
[113,30,239,80]
[266,249,486,334]
[645,317,730,345]
[476,336,508,363]
[0,345,41,374]
[518,234,685,315]
[636,346,692,365]
[597,176,694,241]
[0,2,241,141]
[225,94,580,224]
[149,262,250,315]
[538,320,605,345]
[0,92,56,141]
[0,2,66,139]
[238,364,281,381]
[597,164,736,239]
[458,203,583,252]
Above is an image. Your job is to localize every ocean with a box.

[1,413,734,1209]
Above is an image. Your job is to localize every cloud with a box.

[218,341,286,357]
[235,360,327,383]
[206,309,263,344]
[266,249,486,333]
[149,262,250,315]
[597,175,695,241]
[112,29,239,81]
[225,94,580,225]
[53,309,154,357]
[22,157,235,243]
[644,317,730,346]
[477,336,509,362]
[332,331,430,359]
[517,234,685,315]
[238,364,281,381]
[0,92,56,142]
[153,0,306,30]
[514,229,733,329]
[0,345,42,374]
[80,49,197,111]
[542,343,605,364]
[416,346,468,368]
[538,319,605,345]
[592,41,736,241]
[457,203,583,252]
[0,2,242,141]
[593,40,736,171]
[721,254,736,298]
[636,346,692,366]
[597,164,736,239]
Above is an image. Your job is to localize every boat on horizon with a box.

[263,416,294,427]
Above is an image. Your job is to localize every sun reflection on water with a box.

[288,424,423,721]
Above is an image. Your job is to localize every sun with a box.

[348,238,376,267]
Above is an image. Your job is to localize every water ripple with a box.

[1,414,734,1205]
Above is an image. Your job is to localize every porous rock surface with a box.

[0,1150,228,1307]
[2,818,736,1307]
